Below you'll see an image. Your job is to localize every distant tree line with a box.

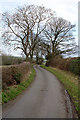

[2,54,25,65]
[2,4,77,63]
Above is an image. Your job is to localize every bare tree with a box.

[43,17,76,57]
[2,4,76,62]
[2,5,54,60]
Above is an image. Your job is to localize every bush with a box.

[47,56,80,75]
[2,66,36,103]
[46,60,50,67]
[13,72,22,84]
[2,62,31,89]
[69,58,80,75]
[11,66,22,84]
[2,83,7,90]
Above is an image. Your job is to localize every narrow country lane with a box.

[3,65,70,118]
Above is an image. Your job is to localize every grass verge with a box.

[40,65,79,114]
[2,65,36,103]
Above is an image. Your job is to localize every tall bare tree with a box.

[43,17,76,57]
[2,4,77,62]
[2,5,54,60]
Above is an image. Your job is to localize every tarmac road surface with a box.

[3,65,69,118]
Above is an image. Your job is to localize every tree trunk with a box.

[36,52,39,64]
[52,41,55,57]
[30,51,33,59]
[26,54,28,61]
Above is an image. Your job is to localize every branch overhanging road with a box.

[3,65,72,118]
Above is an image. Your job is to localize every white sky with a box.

[0,0,80,56]
[0,0,79,24]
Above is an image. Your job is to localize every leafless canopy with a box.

[2,4,76,60]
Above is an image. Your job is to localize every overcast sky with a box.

[0,0,79,23]
[0,0,79,56]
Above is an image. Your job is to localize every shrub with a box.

[47,56,80,75]
[69,58,80,75]
[2,83,7,90]
[13,72,22,84]
[2,62,31,89]
[2,66,36,103]
[11,66,22,84]
[46,60,51,67]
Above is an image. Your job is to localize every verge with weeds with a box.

[40,65,79,114]
[2,66,36,103]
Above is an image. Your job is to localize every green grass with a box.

[0,92,2,104]
[2,66,36,103]
[40,65,79,114]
